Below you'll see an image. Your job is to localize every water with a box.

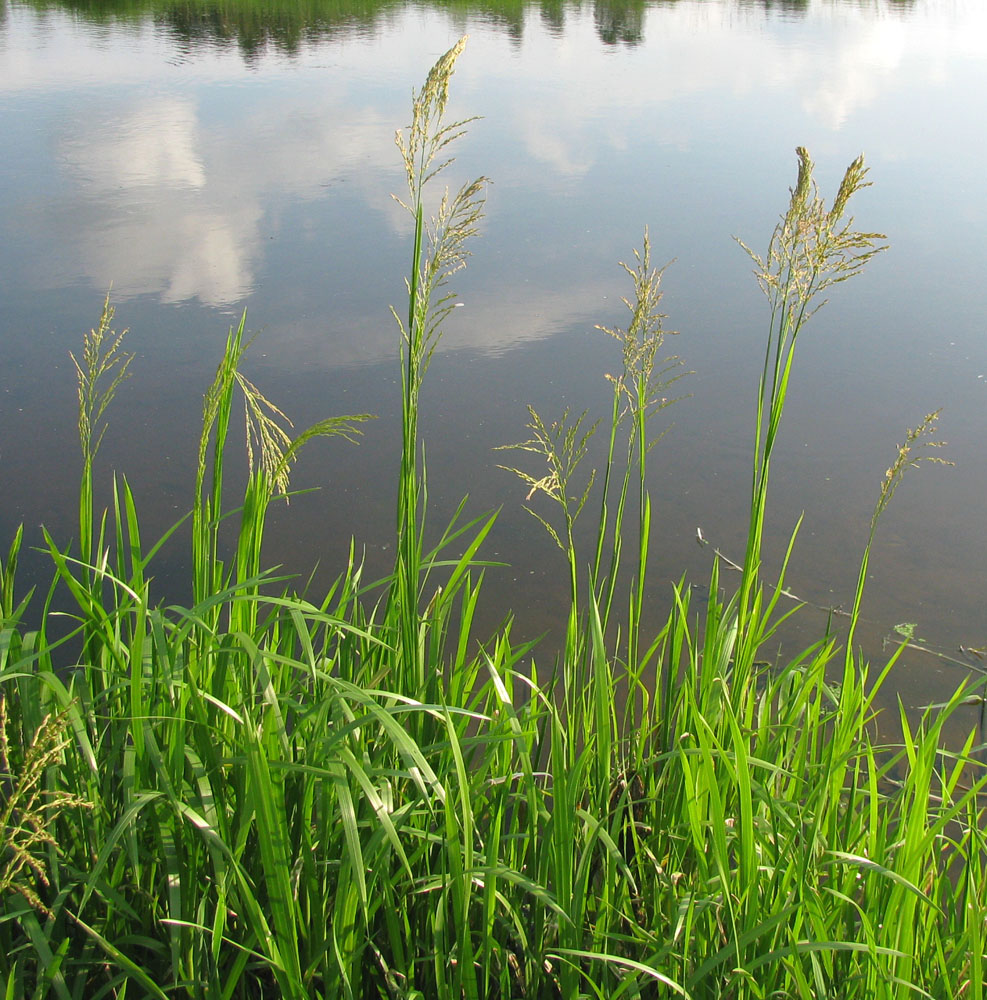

[2,0,985,704]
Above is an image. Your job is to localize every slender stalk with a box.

[734,148,885,686]
[71,292,133,571]
[390,36,486,699]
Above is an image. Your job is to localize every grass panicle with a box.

[0,697,92,918]
[730,147,887,702]
[70,291,133,570]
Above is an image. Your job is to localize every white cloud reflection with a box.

[2,0,985,349]
[455,0,987,182]
[62,98,206,192]
[52,92,394,306]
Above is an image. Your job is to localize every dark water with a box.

[2,0,985,705]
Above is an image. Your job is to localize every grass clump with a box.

[1,37,985,1000]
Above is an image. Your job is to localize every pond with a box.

[1,0,985,708]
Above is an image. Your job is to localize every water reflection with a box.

[1,0,985,700]
[593,0,646,44]
[49,89,394,305]
[4,0,969,323]
[13,0,922,55]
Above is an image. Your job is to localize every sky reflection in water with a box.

[1,0,985,702]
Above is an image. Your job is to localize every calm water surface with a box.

[2,0,986,705]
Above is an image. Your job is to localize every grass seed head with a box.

[0,697,93,917]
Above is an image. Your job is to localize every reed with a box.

[0,37,984,1000]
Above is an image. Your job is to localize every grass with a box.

[2,36,986,1000]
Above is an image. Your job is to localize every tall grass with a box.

[1,37,985,999]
